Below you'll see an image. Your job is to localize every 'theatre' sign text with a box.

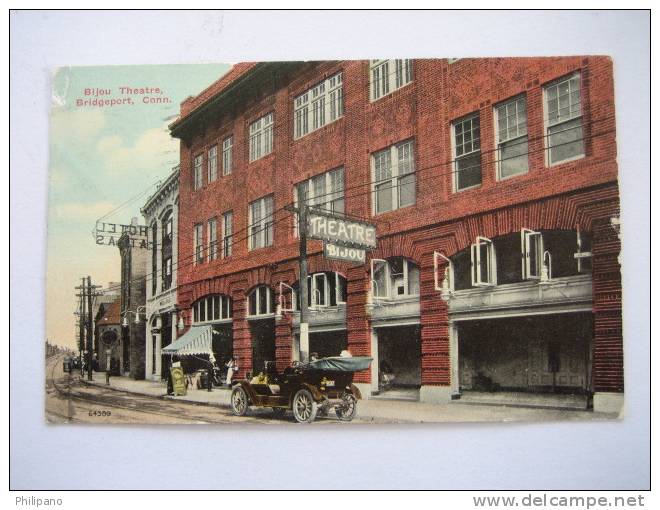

[307,210,376,249]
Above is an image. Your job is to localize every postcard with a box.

[46,58,624,424]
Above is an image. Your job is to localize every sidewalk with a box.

[80,373,618,423]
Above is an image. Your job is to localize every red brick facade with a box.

[171,58,621,396]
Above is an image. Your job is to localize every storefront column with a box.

[232,296,252,379]
[275,313,293,373]
[419,252,452,403]
[449,322,459,396]
[591,218,624,414]
[346,265,371,397]
[154,328,162,381]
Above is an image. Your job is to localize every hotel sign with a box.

[307,210,376,249]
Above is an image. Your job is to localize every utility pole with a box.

[298,198,310,363]
[285,197,310,362]
[76,278,86,377]
[86,276,94,381]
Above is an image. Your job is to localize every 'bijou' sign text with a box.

[307,209,376,264]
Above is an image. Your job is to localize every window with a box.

[194,223,204,264]
[222,136,233,175]
[208,218,217,261]
[248,195,274,250]
[249,112,274,162]
[222,211,233,258]
[294,168,345,235]
[575,228,592,274]
[248,285,273,317]
[294,73,344,139]
[521,229,543,280]
[193,154,203,190]
[161,211,173,290]
[453,114,481,191]
[496,96,528,179]
[370,59,413,101]
[296,272,347,309]
[434,251,454,294]
[192,295,232,324]
[208,145,218,183]
[372,140,415,214]
[370,257,420,300]
[471,236,496,286]
[544,73,584,165]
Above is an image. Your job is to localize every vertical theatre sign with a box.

[307,208,376,263]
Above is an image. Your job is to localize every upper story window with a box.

[208,145,218,183]
[193,154,203,190]
[371,257,420,300]
[453,113,481,191]
[294,72,344,139]
[372,139,415,215]
[544,72,584,165]
[193,223,204,264]
[222,210,233,258]
[192,294,232,324]
[471,236,496,286]
[222,136,233,175]
[161,211,173,291]
[248,195,274,251]
[496,95,528,179]
[249,112,274,162]
[370,59,413,101]
[291,272,347,310]
[294,167,344,234]
[207,217,218,261]
[248,285,274,317]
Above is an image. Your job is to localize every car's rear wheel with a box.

[335,393,357,422]
[292,389,318,423]
[231,386,249,416]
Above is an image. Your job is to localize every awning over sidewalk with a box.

[162,325,213,356]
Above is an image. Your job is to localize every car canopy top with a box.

[302,356,372,372]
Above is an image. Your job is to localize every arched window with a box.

[293,272,347,309]
[192,294,232,324]
[247,285,274,317]
[161,210,173,291]
[371,257,420,300]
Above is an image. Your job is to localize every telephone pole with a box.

[75,278,86,376]
[86,276,101,381]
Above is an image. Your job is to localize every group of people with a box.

[166,356,239,395]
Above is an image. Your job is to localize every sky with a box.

[47,63,231,349]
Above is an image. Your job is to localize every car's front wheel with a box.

[292,389,318,423]
[230,386,249,416]
[335,393,357,422]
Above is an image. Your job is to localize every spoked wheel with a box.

[335,393,357,422]
[230,386,249,416]
[292,389,318,423]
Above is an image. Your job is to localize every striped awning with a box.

[162,325,213,356]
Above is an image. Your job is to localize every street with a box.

[45,354,614,425]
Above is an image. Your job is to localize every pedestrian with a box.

[206,358,214,392]
[166,358,175,395]
[225,357,238,387]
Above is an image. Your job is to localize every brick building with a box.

[169,58,622,413]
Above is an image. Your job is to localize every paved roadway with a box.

[45,354,355,425]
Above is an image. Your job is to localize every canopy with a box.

[162,325,213,357]
[303,356,372,373]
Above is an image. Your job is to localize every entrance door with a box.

[250,319,275,376]
[375,325,421,392]
[160,315,172,380]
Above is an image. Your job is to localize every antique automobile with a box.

[230,356,373,423]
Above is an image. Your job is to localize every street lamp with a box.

[121,306,146,327]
